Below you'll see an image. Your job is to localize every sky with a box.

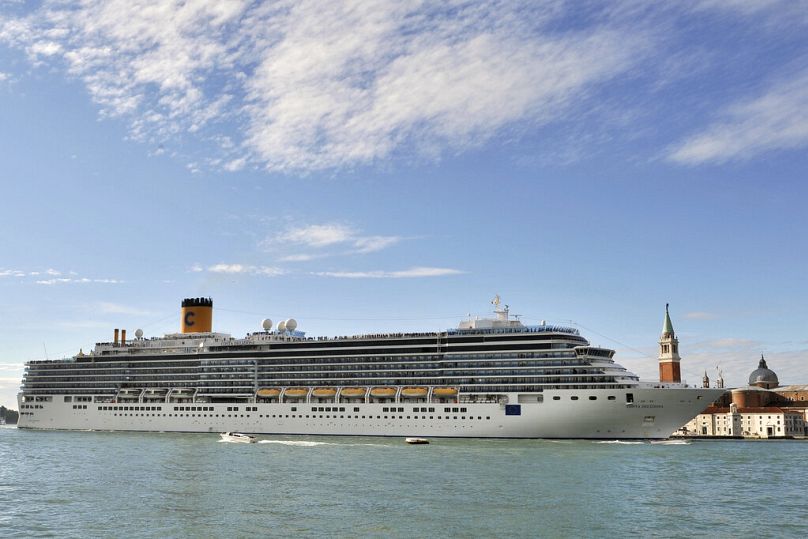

[1,1,807,409]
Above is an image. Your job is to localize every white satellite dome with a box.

[277,320,286,333]
[135,329,144,339]
[285,318,297,332]
[261,318,273,331]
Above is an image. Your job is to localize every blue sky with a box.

[1,1,807,408]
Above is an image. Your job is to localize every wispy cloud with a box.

[205,263,286,276]
[684,311,718,320]
[704,338,759,349]
[265,222,402,259]
[1,267,120,285]
[284,224,357,248]
[36,277,123,285]
[668,68,808,164]
[1,1,644,172]
[97,302,154,317]
[313,267,464,279]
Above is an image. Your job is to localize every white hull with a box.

[17,387,723,439]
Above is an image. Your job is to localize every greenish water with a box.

[1,426,806,538]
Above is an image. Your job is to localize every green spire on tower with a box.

[662,303,674,336]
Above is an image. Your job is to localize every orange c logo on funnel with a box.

[184,311,195,327]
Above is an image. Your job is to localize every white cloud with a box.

[352,236,401,254]
[223,156,247,171]
[279,253,321,262]
[705,338,759,349]
[98,302,154,316]
[0,267,119,284]
[206,263,285,276]
[266,222,402,259]
[36,277,122,285]
[684,311,718,320]
[208,263,248,274]
[313,266,464,279]
[668,68,808,164]
[1,1,644,172]
[285,224,357,248]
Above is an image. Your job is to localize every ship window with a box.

[607,396,616,401]
[429,407,435,412]
[291,407,297,412]
[552,396,560,400]
[444,407,450,412]
[460,408,467,413]
[383,407,389,412]
[354,407,360,412]
[626,393,634,403]
[340,407,346,412]
[64,396,72,402]
[589,396,597,401]
[398,407,404,412]
[452,408,459,413]
[570,396,579,401]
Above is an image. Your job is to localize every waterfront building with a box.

[681,356,808,438]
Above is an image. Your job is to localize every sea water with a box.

[1,427,806,538]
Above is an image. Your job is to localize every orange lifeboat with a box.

[284,387,308,399]
[340,387,366,398]
[256,388,281,398]
[401,387,428,398]
[312,387,337,398]
[370,387,397,398]
[433,387,458,397]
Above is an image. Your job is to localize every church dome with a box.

[748,355,778,388]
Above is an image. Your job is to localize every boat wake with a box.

[650,439,691,445]
[594,440,645,445]
[257,439,385,447]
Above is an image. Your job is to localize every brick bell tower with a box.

[658,303,681,383]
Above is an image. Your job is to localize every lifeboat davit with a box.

[284,388,308,399]
[433,387,458,397]
[256,388,281,398]
[370,387,397,398]
[340,387,366,398]
[401,387,428,398]
[312,387,337,398]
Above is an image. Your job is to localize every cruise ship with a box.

[17,297,725,438]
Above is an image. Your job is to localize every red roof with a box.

[699,406,798,415]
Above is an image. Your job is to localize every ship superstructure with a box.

[17,297,725,439]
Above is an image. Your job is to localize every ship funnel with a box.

[181,297,213,333]
[121,329,127,346]
[114,328,119,345]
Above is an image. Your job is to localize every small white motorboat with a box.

[220,431,257,443]
[405,437,429,445]
[650,439,691,445]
